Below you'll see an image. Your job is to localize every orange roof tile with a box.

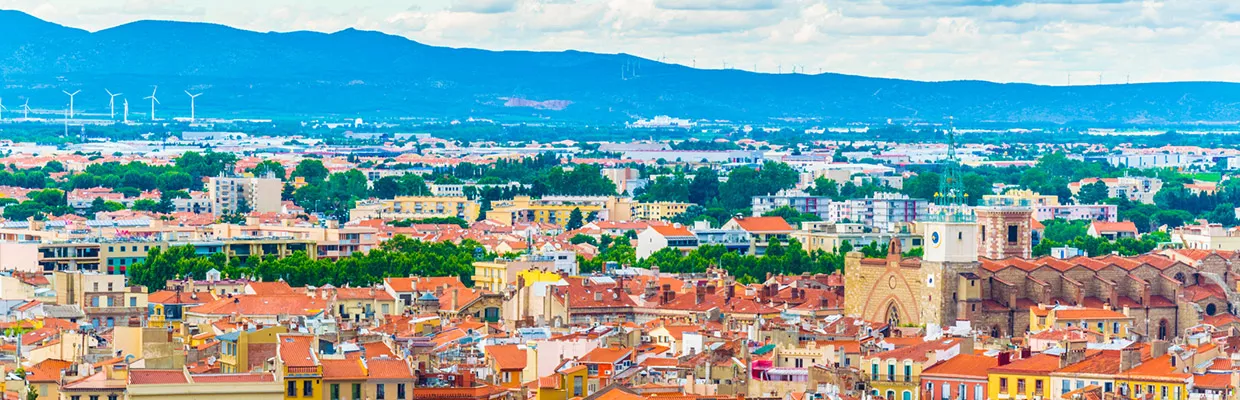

[1091,221,1138,234]
[129,369,189,385]
[1054,308,1130,320]
[278,335,318,368]
[649,225,695,238]
[988,353,1061,375]
[487,344,528,370]
[921,354,999,379]
[366,357,414,380]
[729,216,793,232]
[322,359,368,381]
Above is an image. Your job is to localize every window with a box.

[331,384,341,400]
[1035,379,1043,394]
[999,378,1008,393]
[872,363,879,378]
[1104,382,1113,393]
[1113,322,1120,334]
[376,383,386,399]
[942,383,949,400]
[958,384,965,400]
[304,380,314,396]
[90,396,99,400]
[887,363,895,381]
[903,363,911,382]
[573,376,584,397]
[397,384,406,400]
[1017,379,1026,394]
[108,396,118,400]
[71,396,81,400]
[1007,225,1018,243]
[927,382,934,397]
[352,384,362,400]
[288,380,298,397]
[974,384,982,400]
[1062,380,1071,394]
[130,297,137,307]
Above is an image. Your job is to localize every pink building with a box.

[920,354,997,400]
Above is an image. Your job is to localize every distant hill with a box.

[2,9,1240,124]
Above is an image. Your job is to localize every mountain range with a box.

[2,9,1240,124]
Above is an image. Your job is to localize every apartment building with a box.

[1068,176,1163,204]
[845,193,930,230]
[348,196,480,221]
[793,221,922,254]
[751,189,835,221]
[208,176,282,215]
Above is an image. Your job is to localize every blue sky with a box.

[5,0,1240,84]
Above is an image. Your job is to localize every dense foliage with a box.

[128,235,485,291]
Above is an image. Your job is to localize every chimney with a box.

[594,291,603,302]
[1120,343,1143,372]
[451,289,458,311]
[1151,340,1170,359]
[706,285,716,295]
[998,352,1011,366]
[695,289,705,305]
[725,285,735,300]
[1060,339,1087,368]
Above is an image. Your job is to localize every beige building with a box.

[208,176,282,215]
[487,196,635,226]
[349,196,480,222]
[630,201,692,221]
[1173,223,1240,251]
[793,221,922,254]
[982,189,1060,207]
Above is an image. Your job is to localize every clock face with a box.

[930,231,942,248]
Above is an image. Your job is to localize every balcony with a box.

[285,366,322,376]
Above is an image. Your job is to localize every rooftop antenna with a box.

[144,86,160,121]
[21,99,30,119]
[185,90,202,122]
[62,90,81,119]
[105,89,122,120]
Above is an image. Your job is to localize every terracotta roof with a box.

[581,346,634,364]
[1055,350,1123,374]
[988,353,1061,375]
[384,276,467,293]
[1120,354,1191,382]
[590,385,645,400]
[366,357,414,380]
[148,290,208,305]
[868,339,959,363]
[188,295,326,316]
[278,335,319,368]
[921,354,998,379]
[26,359,73,383]
[729,216,793,232]
[1055,308,1129,320]
[1193,373,1233,390]
[1091,221,1138,234]
[322,359,368,381]
[649,225,695,238]
[191,373,276,383]
[129,369,189,385]
[487,344,528,370]
[245,281,295,295]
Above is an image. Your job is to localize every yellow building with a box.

[987,353,1058,400]
[982,189,1060,207]
[486,196,621,226]
[516,269,564,286]
[1029,307,1132,341]
[276,334,322,400]
[474,255,571,292]
[218,326,288,373]
[1116,354,1192,400]
[473,260,509,293]
[126,369,283,400]
[99,240,167,275]
[536,364,589,400]
[630,201,692,221]
[348,196,480,222]
[861,339,964,400]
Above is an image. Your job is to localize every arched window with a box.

[886,390,895,400]
[902,390,912,400]
[1158,319,1169,341]
[990,325,1002,337]
[1174,272,1186,284]
[887,303,901,327]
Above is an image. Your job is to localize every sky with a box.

[5,0,1240,85]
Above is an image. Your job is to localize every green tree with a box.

[248,160,286,179]
[291,159,330,183]
[566,207,584,230]
[1075,181,1110,204]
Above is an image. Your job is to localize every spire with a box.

[931,118,974,223]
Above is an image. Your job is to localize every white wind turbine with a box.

[105,89,122,120]
[21,99,30,119]
[0,97,6,121]
[144,86,160,121]
[62,90,81,119]
[123,99,130,124]
[184,90,202,122]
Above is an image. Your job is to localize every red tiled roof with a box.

[366,357,414,380]
[1091,221,1138,234]
[921,354,998,379]
[191,373,275,383]
[487,344,527,370]
[1055,308,1129,320]
[188,295,326,316]
[649,225,694,238]
[26,359,73,383]
[322,359,368,381]
[580,346,634,364]
[385,276,466,293]
[278,335,318,368]
[729,216,793,232]
[245,281,295,295]
[129,369,189,385]
[988,353,1060,375]
[869,339,959,363]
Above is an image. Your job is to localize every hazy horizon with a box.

[6,0,1240,86]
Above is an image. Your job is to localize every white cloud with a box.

[5,0,1240,84]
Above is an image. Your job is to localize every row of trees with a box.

[128,235,485,291]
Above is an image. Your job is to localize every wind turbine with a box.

[105,89,122,120]
[123,99,130,124]
[185,90,202,122]
[0,97,6,121]
[62,90,81,119]
[144,86,160,121]
[21,99,30,119]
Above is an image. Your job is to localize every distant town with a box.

[0,118,1237,400]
